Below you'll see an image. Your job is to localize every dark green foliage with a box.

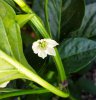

[0,0,96,99]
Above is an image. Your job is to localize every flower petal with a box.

[38,51,47,59]
[0,81,9,88]
[32,41,39,54]
[46,47,56,56]
[46,39,59,48]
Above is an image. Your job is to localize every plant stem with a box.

[13,0,32,13]
[0,50,69,98]
[0,88,49,99]
[30,15,50,38]
[13,0,67,82]
[44,0,52,37]
[54,48,66,81]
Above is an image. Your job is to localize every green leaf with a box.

[61,0,85,34]
[73,2,96,38]
[0,51,25,84]
[0,0,34,84]
[58,38,96,74]
[0,0,35,71]
[0,2,24,84]
[76,77,96,95]
[32,0,62,40]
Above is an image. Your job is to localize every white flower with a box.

[0,81,9,88]
[32,39,59,59]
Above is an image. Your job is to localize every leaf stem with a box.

[44,0,52,37]
[13,0,32,13]
[0,88,49,99]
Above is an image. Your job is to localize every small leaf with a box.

[58,38,96,74]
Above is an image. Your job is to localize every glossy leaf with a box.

[58,38,96,74]
[73,3,96,38]
[61,0,85,35]
[32,0,62,40]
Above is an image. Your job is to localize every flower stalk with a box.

[13,0,67,83]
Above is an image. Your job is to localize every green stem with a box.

[13,0,32,13]
[54,48,66,81]
[30,15,50,38]
[44,0,52,37]
[30,17,66,82]
[0,50,69,98]
[13,0,67,82]
[0,88,49,99]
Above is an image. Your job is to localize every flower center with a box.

[39,41,47,49]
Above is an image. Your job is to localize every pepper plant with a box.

[0,0,96,100]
